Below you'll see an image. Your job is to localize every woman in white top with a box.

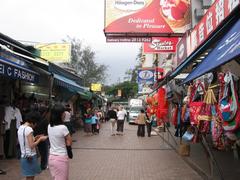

[48,105,72,180]
[17,112,48,180]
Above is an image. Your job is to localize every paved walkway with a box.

[0,122,202,180]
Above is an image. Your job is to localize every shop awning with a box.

[78,91,92,100]
[0,56,39,83]
[183,20,240,83]
[53,73,85,92]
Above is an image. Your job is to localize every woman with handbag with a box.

[48,105,73,180]
[17,112,48,180]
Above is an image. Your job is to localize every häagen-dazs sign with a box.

[105,0,191,35]
[114,0,146,11]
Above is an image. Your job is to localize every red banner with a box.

[189,0,239,54]
[177,0,239,64]
[143,37,179,53]
[104,0,191,35]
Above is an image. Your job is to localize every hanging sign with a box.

[36,43,71,63]
[104,0,191,36]
[143,37,179,53]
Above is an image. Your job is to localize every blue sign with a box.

[138,69,154,84]
[184,20,240,83]
[0,57,39,83]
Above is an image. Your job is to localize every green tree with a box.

[124,46,142,82]
[64,37,108,87]
[105,47,142,100]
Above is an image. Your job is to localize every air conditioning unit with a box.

[195,9,205,18]
[202,0,212,8]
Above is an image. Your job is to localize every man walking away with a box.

[117,106,126,135]
[146,113,153,137]
[107,107,117,136]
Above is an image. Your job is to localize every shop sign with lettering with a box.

[176,0,239,64]
[143,37,178,53]
[0,57,39,83]
[189,0,239,54]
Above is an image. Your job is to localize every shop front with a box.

[0,47,39,159]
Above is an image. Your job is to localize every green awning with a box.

[78,91,92,100]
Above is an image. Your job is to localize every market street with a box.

[0,122,202,180]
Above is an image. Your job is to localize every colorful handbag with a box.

[189,82,205,125]
[219,72,238,122]
[219,72,240,132]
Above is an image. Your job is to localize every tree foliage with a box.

[63,37,108,87]
[124,46,142,82]
[105,47,142,101]
[105,81,138,101]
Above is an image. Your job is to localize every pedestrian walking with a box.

[63,105,74,135]
[107,107,117,136]
[91,110,99,135]
[146,114,154,137]
[84,108,92,136]
[48,105,72,180]
[33,107,50,170]
[116,106,126,135]
[17,112,48,180]
[136,109,147,137]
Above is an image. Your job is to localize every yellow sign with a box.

[36,43,71,63]
[91,83,102,92]
[117,89,122,97]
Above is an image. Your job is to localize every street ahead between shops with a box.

[0,122,202,180]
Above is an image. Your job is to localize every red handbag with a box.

[189,82,205,125]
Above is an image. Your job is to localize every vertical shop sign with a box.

[176,34,188,65]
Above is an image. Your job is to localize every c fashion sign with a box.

[0,57,39,83]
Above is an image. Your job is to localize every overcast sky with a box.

[0,0,141,85]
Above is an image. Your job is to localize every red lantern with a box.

[146,96,153,105]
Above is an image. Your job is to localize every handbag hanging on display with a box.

[198,89,217,134]
[219,72,240,133]
[189,81,205,125]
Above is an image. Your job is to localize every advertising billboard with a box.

[104,0,191,36]
[138,68,155,94]
[36,43,71,63]
[143,37,179,53]
[91,83,102,92]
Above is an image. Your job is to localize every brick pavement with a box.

[0,122,202,180]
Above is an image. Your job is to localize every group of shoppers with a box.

[107,106,153,137]
[17,104,73,180]
[136,109,153,137]
[84,108,100,136]
[107,106,127,136]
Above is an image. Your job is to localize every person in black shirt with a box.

[33,107,50,170]
[107,107,117,136]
